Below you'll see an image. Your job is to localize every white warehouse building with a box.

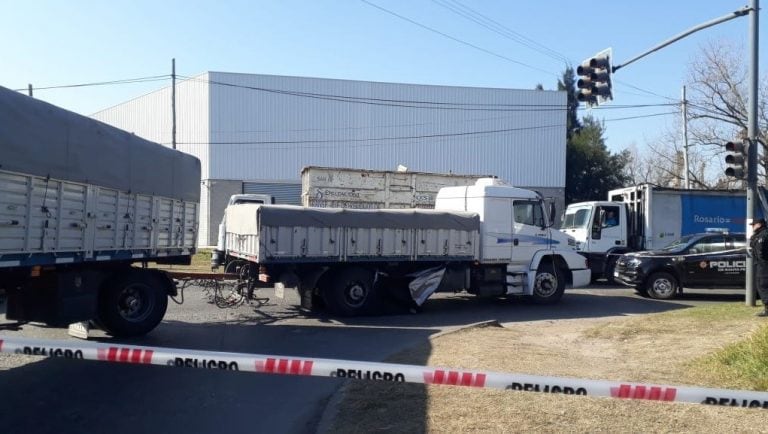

[92,72,567,246]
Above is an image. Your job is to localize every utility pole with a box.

[746,0,759,306]
[27,84,33,97]
[610,1,758,306]
[681,86,690,189]
[172,58,177,150]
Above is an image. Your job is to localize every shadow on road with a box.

[0,316,434,434]
[0,285,750,434]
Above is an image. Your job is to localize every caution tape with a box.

[1,335,767,409]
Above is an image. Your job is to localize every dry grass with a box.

[324,309,768,433]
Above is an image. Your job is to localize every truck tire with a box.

[531,263,565,304]
[645,272,678,300]
[323,267,379,316]
[97,270,169,337]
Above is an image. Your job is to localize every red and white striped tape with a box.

[1,336,766,410]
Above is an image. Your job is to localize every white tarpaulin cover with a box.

[0,85,200,202]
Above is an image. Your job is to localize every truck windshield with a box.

[562,208,591,229]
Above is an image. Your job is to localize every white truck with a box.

[560,184,747,282]
[211,193,274,268]
[301,166,490,209]
[0,85,201,337]
[219,178,590,316]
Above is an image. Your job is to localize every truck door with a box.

[510,200,548,267]
[590,205,624,253]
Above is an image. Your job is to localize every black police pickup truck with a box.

[613,232,746,299]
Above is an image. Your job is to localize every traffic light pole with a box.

[746,0,759,307]
[609,1,759,306]
[612,6,750,73]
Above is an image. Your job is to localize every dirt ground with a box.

[324,313,768,433]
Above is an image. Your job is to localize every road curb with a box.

[314,319,503,433]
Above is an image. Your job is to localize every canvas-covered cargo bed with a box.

[224,204,480,263]
[0,86,200,267]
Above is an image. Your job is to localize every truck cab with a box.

[212,193,274,267]
[561,201,629,281]
[437,178,588,291]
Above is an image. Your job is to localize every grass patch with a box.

[583,303,757,340]
[146,248,215,273]
[691,324,768,390]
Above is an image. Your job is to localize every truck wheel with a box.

[645,272,678,300]
[97,271,169,337]
[531,263,565,304]
[323,267,379,316]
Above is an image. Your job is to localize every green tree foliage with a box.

[558,68,629,203]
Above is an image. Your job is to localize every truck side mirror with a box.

[548,203,556,228]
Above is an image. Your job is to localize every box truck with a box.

[560,184,747,282]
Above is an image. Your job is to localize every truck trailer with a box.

[220,178,590,316]
[301,166,491,209]
[560,184,747,282]
[0,85,201,337]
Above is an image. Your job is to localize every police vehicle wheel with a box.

[645,272,678,300]
[324,267,380,316]
[531,263,565,304]
[97,270,169,337]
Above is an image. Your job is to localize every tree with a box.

[558,68,629,203]
[631,40,768,189]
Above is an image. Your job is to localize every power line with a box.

[431,0,571,64]
[360,0,559,79]
[601,111,678,122]
[181,74,675,113]
[178,123,564,146]
[13,75,170,92]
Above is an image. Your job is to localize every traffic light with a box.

[724,139,748,179]
[577,48,613,107]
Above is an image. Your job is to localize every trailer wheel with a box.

[323,267,379,316]
[97,271,169,337]
[531,263,565,304]
[645,272,678,300]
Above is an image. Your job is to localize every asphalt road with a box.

[0,284,749,434]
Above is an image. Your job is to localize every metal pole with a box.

[172,58,177,150]
[613,6,750,72]
[746,0,759,307]
[27,84,33,97]
[682,86,690,189]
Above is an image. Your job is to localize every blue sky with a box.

[1,1,764,153]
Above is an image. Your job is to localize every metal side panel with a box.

[156,198,174,248]
[133,194,153,249]
[183,202,199,249]
[416,228,477,259]
[0,171,31,252]
[93,187,119,251]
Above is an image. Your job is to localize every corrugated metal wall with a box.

[93,71,568,246]
[242,181,302,205]
[92,75,211,245]
[207,72,566,188]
